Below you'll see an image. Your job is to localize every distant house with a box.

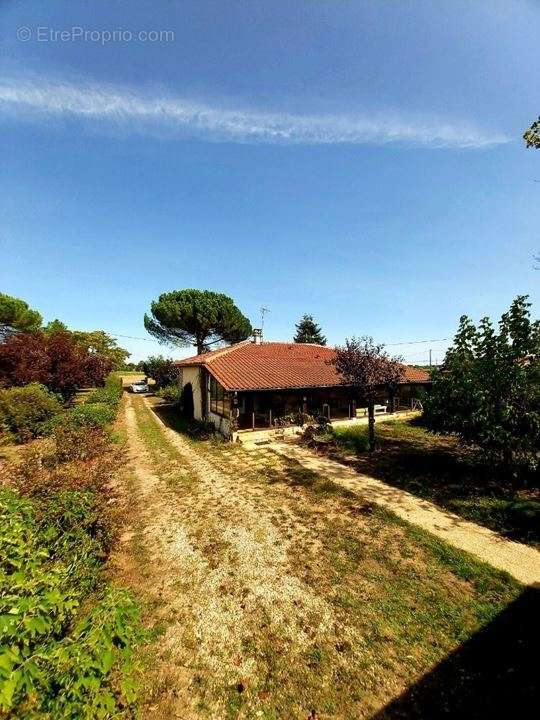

[175,334,430,438]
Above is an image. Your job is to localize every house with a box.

[175,333,431,438]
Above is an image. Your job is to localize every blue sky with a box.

[1,1,539,363]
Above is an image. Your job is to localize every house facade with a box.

[175,336,431,438]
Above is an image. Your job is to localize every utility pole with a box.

[429,349,432,368]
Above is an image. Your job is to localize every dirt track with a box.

[112,395,523,720]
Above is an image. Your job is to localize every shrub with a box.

[279,411,315,427]
[0,487,145,717]
[155,383,182,404]
[0,383,62,443]
[0,366,145,717]
[4,425,122,499]
[86,374,123,408]
[63,403,116,430]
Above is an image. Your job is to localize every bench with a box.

[356,404,387,417]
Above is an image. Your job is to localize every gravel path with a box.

[268,441,540,586]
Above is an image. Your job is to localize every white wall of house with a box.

[180,366,203,421]
[207,410,230,437]
[180,366,231,437]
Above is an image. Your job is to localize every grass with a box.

[125,396,531,719]
[328,419,540,547]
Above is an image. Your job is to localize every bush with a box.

[86,373,123,408]
[0,487,145,717]
[0,383,62,443]
[0,381,144,716]
[155,383,182,404]
[62,403,116,430]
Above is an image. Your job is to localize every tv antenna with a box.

[260,306,270,334]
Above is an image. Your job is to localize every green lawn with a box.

[329,419,540,548]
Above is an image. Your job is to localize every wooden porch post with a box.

[230,392,238,436]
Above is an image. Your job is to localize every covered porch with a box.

[234,407,421,445]
[233,384,424,431]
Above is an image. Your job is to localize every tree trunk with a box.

[367,401,375,452]
[195,337,207,421]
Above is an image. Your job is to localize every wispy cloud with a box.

[0,73,508,148]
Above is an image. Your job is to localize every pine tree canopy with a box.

[294,314,327,345]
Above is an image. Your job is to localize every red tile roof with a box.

[176,341,430,392]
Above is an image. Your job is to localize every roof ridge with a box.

[175,339,252,366]
[203,339,252,363]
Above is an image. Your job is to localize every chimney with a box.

[252,328,262,345]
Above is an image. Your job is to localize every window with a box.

[210,375,228,417]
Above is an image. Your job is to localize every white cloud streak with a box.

[0,74,508,149]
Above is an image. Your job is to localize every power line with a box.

[385,337,449,347]
[108,333,156,342]
[105,331,452,347]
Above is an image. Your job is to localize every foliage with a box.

[43,318,69,335]
[43,324,130,371]
[293,314,327,345]
[325,418,540,546]
[0,332,50,387]
[423,296,540,477]
[0,293,42,337]
[0,382,146,717]
[333,336,404,450]
[140,356,180,389]
[64,403,117,430]
[279,411,315,427]
[0,384,62,443]
[523,116,540,149]
[86,374,123,409]
[0,332,114,399]
[155,384,182,404]
[49,375,123,434]
[72,330,130,370]
[144,289,252,353]
[0,488,145,718]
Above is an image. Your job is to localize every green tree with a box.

[0,293,42,336]
[423,296,540,479]
[524,116,540,149]
[72,330,130,370]
[140,356,180,389]
[294,314,327,345]
[144,289,252,354]
[43,319,69,335]
[334,337,404,451]
[43,323,130,370]
[144,290,251,419]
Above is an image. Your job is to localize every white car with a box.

[129,380,149,394]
